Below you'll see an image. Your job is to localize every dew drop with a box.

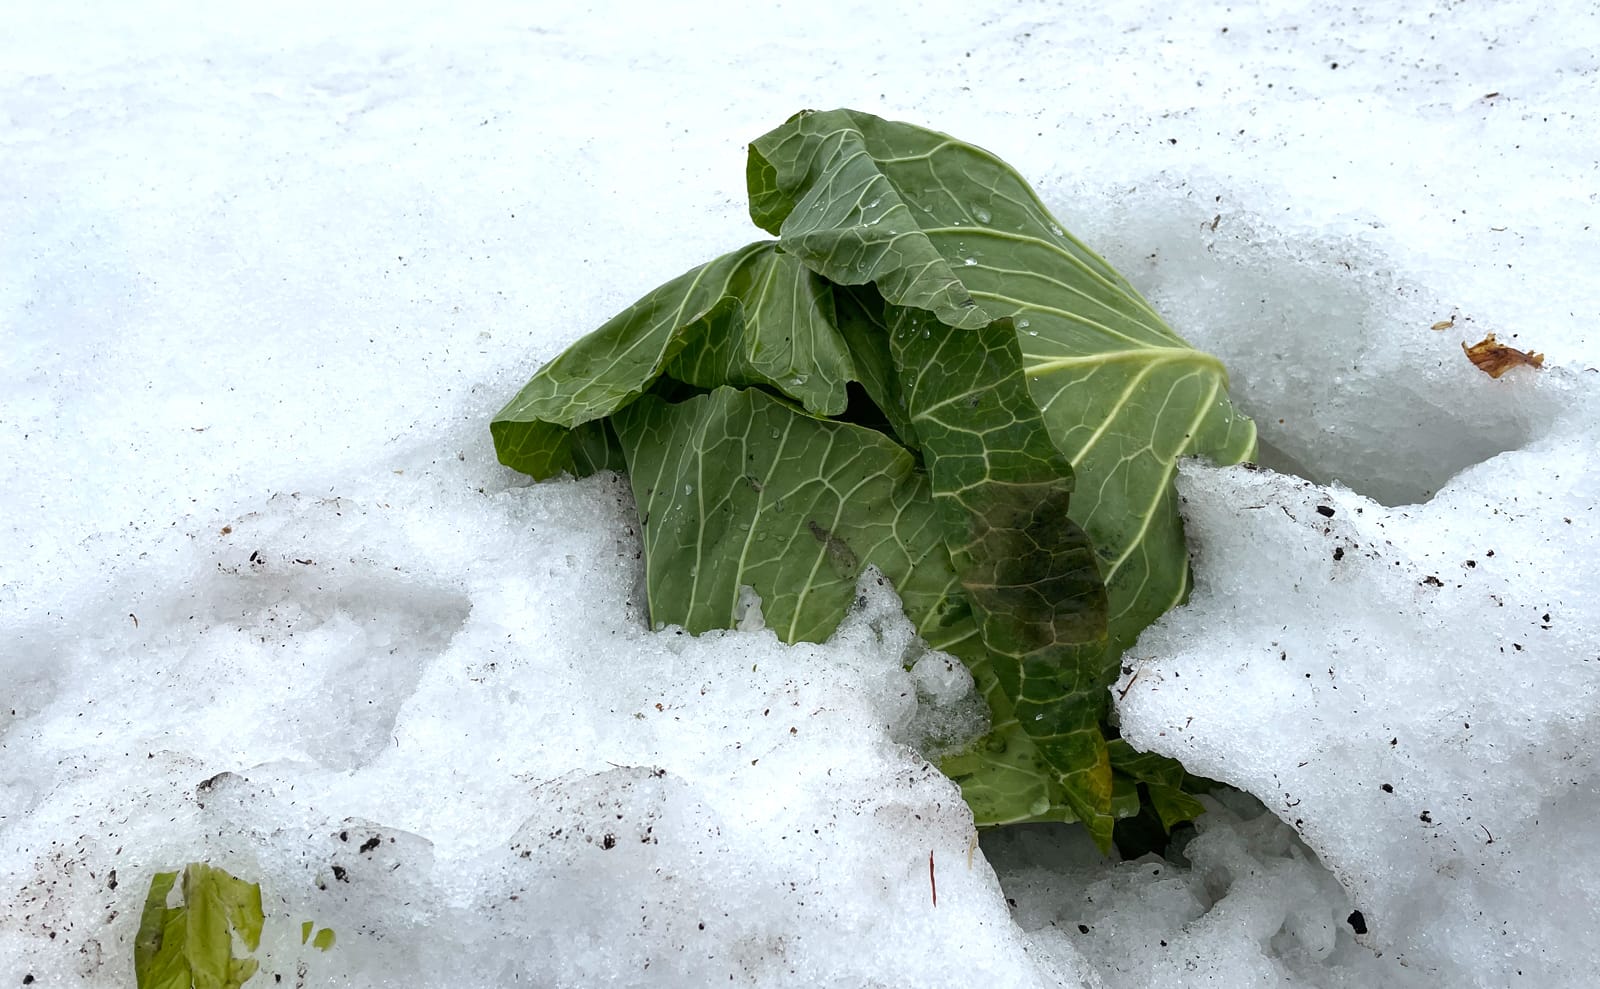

[1029,796,1051,817]
[1017,318,1030,328]
[963,257,978,266]
[973,206,992,223]
[683,484,694,495]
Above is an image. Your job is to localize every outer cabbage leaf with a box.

[749,108,1257,655]
[491,241,856,479]
[611,385,965,644]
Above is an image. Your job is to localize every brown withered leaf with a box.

[1462,333,1544,378]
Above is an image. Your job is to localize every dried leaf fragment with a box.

[1462,333,1544,378]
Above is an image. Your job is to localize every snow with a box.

[1116,375,1600,984]
[3,2,1596,986]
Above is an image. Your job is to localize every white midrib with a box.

[1024,347,1226,375]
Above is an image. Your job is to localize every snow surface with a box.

[3,2,1597,986]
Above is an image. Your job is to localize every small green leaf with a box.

[1107,738,1190,790]
[134,864,264,989]
[1109,739,1209,830]
[135,871,183,989]
[1147,783,1209,832]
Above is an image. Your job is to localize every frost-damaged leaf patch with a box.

[492,108,1256,851]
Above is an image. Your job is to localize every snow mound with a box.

[991,791,1426,988]
[1118,367,1599,985]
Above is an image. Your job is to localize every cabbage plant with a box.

[492,109,1255,848]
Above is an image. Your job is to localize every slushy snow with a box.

[3,2,1597,987]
